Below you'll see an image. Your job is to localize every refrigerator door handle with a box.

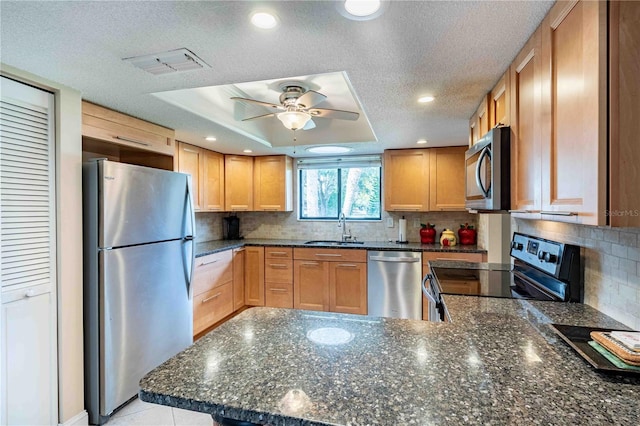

[183,178,196,294]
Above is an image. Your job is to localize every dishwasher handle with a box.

[422,274,437,305]
[369,256,421,263]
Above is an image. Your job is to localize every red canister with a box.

[458,223,477,245]
[420,223,436,244]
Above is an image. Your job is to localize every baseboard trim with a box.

[59,410,88,426]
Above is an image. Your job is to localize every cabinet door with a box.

[244,246,265,306]
[490,71,510,127]
[177,142,203,211]
[225,155,254,211]
[1,291,55,425]
[428,147,466,211]
[476,95,490,139]
[253,156,293,211]
[193,282,233,335]
[469,112,479,146]
[329,262,367,315]
[232,248,245,311]
[203,150,225,212]
[540,0,607,225]
[510,27,542,217]
[609,0,640,227]
[294,260,329,311]
[383,149,430,211]
[192,251,233,297]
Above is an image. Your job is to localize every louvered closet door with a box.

[0,76,56,426]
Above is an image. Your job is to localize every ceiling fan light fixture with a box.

[277,111,312,130]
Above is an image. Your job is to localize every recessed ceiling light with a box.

[417,139,428,144]
[205,136,217,141]
[418,96,435,103]
[344,0,381,17]
[250,11,278,29]
[306,146,352,154]
[243,149,253,153]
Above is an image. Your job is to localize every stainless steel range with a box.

[423,233,583,322]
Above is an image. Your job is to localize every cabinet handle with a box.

[202,292,222,303]
[201,258,219,265]
[268,288,288,293]
[113,136,151,147]
[268,252,288,256]
[435,258,470,262]
[268,263,289,268]
[337,264,358,268]
[315,253,342,257]
[509,210,541,214]
[300,262,320,266]
[541,211,577,216]
[24,289,36,298]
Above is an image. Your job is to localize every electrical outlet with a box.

[386,217,394,228]
[413,219,421,228]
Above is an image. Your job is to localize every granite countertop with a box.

[140,301,640,425]
[195,239,486,257]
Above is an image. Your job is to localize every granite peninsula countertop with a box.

[195,239,486,257]
[140,301,640,425]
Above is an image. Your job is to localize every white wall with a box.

[1,64,86,425]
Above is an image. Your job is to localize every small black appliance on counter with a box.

[223,215,241,240]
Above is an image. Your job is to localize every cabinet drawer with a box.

[193,281,233,335]
[193,251,233,296]
[422,252,484,266]
[265,283,293,308]
[294,248,366,262]
[265,260,293,283]
[265,247,293,259]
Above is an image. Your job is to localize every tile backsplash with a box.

[513,219,640,330]
[196,211,477,244]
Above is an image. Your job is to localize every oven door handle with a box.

[421,274,437,305]
[475,146,491,198]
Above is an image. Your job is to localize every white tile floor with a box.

[108,397,213,426]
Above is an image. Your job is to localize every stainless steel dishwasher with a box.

[367,251,423,319]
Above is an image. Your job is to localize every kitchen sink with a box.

[303,240,365,246]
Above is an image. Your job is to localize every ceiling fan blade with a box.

[231,96,284,110]
[241,112,277,122]
[295,90,326,108]
[302,118,316,130]
[308,108,360,121]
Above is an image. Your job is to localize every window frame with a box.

[297,158,382,221]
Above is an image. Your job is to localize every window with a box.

[298,156,381,220]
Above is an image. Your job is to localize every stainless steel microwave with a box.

[464,127,511,211]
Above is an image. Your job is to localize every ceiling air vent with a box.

[123,48,210,75]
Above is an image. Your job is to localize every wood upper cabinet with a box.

[469,95,490,145]
[232,248,245,311]
[539,0,607,225]
[510,26,543,218]
[253,156,293,212]
[244,246,265,306]
[609,0,640,227]
[329,262,367,315]
[176,142,224,212]
[82,101,175,156]
[225,155,254,211]
[428,147,467,211]
[490,71,510,128]
[384,149,430,211]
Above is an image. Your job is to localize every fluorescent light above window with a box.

[306,146,352,154]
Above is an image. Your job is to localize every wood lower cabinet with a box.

[225,155,254,211]
[383,149,430,212]
[232,248,245,311]
[329,262,367,315]
[265,248,293,308]
[428,147,466,211]
[294,248,366,314]
[421,251,485,321]
[192,251,234,335]
[244,246,265,306]
[253,156,293,212]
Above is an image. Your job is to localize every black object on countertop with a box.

[223,215,241,240]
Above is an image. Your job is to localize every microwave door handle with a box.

[475,147,491,197]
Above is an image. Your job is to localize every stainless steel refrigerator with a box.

[83,159,194,424]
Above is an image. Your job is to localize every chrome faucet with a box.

[338,211,352,242]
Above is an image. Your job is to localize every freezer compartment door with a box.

[98,160,193,248]
[100,239,193,417]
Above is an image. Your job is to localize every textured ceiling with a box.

[0,0,554,157]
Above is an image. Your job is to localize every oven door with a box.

[422,274,443,322]
[465,142,492,209]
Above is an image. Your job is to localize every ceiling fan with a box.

[231,85,360,131]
